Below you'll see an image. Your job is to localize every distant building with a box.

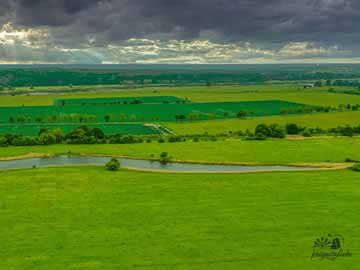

[303,83,315,89]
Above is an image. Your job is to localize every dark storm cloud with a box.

[0,0,356,49]
[0,0,14,24]
[14,0,102,26]
[1,0,360,63]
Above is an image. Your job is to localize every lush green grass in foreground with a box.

[0,167,358,269]
[165,111,360,135]
[1,137,360,164]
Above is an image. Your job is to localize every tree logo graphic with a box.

[311,234,352,260]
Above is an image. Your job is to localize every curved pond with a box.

[0,155,317,173]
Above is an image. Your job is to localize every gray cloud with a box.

[0,0,360,63]
[5,1,359,46]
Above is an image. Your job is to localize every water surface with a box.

[0,155,317,173]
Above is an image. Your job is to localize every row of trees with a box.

[8,113,144,124]
[308,79,359,87]
[174,110,251,122]
[251,123,360,139]
[2,123,360,147]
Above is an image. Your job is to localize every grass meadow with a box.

[0,167,358,270]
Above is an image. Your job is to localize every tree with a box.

[160,152,170,163]
[280,108,288,115]
[0,136,8,146]
[52,128,64,144]
[255,123,272,138]
[106,158,121,171]
[208,112,217,120]
[188,112,197,121]
[104,114,111,123]
[314,80,323,87]
[16,116,25,124]
[237,110,248,118]
[120,113,127,121]
[174,114,186,121]
[351,163,360,172]
[269,124,286,138]
[47,115,57,123]
[35,116,42,124]
[39,132,56,145]
[286,123,300,135]
[91,128,105,139]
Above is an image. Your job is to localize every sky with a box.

[0,0,359,64]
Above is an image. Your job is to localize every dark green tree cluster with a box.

[253,124,286,140]
[105,158,121,171]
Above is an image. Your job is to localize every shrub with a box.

[0,136,8,147]
[350,163,360,172]
[255,123,285,139]
[106,158,121,171]
[286,123,300,135]
[168,136,182,143]
[345,158,358,163]
[160,152,170,163]
[255,124,271,137]
[237,110,248,118]
[269,124,286,138]
[302,130,312,137]
[254,132,267,140]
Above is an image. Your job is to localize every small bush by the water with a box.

[350,163,360,172]
[302,130,312,137]
[345,158,358,163]
[106,158,121,171]
[160,152,170,163]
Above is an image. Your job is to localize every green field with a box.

[0,100,310,125]
[165,111,360,135]
[1,82,360,270]
[54,96,188,106]
[1,85,360,107]
[0,167,358,270]
[1,84,360,136]
[1,137,360,164]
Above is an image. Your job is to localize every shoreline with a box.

[0,153,354,172]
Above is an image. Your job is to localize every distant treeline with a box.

[0,69,266,87]
[2,66,360,87]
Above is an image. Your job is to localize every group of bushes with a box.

[247,123,360,139]
[0,126,145,146]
